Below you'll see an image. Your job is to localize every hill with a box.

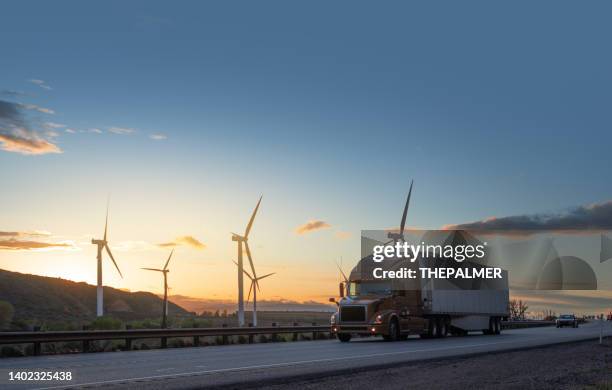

[0,269,190,326]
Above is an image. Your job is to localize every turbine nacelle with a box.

[231,233,246,242]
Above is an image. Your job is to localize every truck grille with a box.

[340,306,366,322]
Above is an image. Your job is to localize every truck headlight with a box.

[374,314,383,324]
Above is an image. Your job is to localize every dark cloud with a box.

[0,99,61,155]
[295,220,332,235]
[445,200,612,233]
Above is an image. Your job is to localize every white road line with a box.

[31,338,538,390]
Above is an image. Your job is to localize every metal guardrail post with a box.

[248,323,254,344]
[271,322,278,342]
[312,322,317,340]
[222,324,228,345]
[125,325,132,350]
[82,325,90,352]
[32,326,41,356]
[193,335,200,347]
[293,322,299,341]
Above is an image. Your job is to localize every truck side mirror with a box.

[328,297,336,303]
[339,282,345,298]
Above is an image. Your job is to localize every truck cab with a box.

[330,280,429,342]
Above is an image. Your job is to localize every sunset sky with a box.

[1,2,612,310]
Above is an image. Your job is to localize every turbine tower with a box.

[234,261,274,327]
[142,249,174,329]
[386,180,414,244]
[91,201,123,317]
[232,196,262,327]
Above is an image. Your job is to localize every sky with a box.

[1,1,611,310]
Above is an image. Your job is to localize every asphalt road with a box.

[1,322,611,389]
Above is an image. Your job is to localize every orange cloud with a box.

[158,235,206,250]
[0,239,71,251]
[295,220,331,235]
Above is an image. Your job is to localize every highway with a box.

[1,322,610,389]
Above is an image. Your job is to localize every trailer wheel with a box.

[436,318,448,338]
[495,317,501,335]
[337,333,351,342]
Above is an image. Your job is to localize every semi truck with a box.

[330,183,509,342]
[330,262,509,342]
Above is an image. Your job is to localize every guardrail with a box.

[0,320,556,356]
[0,324,330,356]
[502,320,555,329]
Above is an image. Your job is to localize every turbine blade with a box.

[232,260,254,280]
[244,241,259,289]
[335,260,349,283]
[142,268,164,272]
[257,272,275,280]
[247,280,254,303]
[103,197,110,241]
[163,249,174,270]
[105,244,123,278]
[399,180,413,234]
[244,196,262,238]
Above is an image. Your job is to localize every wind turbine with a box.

[335,258,349,288]
[233,261,274,327]
[232,196,262,327]
[91,201,123,317]
[142,249,174,329]
[386,180,414,244]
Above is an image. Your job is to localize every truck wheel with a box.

[428,318,439,338]
[337,333,351,342]
[385,318,400,342]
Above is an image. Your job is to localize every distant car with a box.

[556,314,578,328]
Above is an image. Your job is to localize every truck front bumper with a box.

[331,324,382,336]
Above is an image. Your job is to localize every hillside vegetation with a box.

[0,268,189,328]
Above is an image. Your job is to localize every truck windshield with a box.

[348,281,392,297]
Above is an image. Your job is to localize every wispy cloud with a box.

[443,200,612,234]
[20,103,55,115]
[45,122,65,129]
[149,133,167,140]
[295,220,331,235]
[65,128,76,134]
[158,235,206,250]
[0,100,62,155]
[108,126,136,135]
[28,79,52,91]
[88,128,103,134]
